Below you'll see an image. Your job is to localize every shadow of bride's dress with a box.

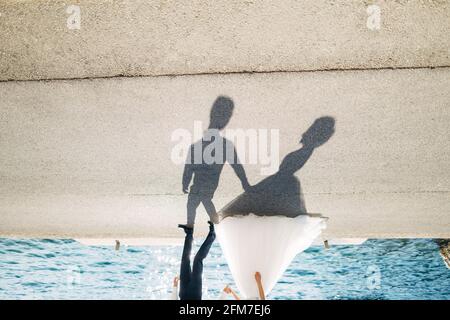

[220,146,312,218]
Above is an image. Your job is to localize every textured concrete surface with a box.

[0,0,449,81]
[0,68,449,239]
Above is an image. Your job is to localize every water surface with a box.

[0,238,449,300]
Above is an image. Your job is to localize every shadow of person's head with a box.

[209,96,234,130]
[300,116,335,148]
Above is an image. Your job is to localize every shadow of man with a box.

[181,96,251,228]
[177,96,251,300]
[221,116,335,218]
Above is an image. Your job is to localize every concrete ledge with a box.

[0,0,449,81]
[0,68,449,239]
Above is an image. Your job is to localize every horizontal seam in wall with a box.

[0,65,449,83]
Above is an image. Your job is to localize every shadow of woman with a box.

[220,116,335,219]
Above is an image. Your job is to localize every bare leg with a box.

[255,272,265,300]
[230,288,240,300]
[224,285,241,300]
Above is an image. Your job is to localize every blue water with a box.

[0,238,449,300]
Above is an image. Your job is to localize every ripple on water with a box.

[6,249,23,254]
[26,253,47,258]
[22,281,46,287]
[41,239,64,244]
[93,261,113,267]
[124,270,141,275]
[290,269,316,276]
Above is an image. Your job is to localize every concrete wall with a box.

[1,0,449,81]
[1,68,449,239]
[1,0,449,240]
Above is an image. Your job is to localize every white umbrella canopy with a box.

[216,214,326,299]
